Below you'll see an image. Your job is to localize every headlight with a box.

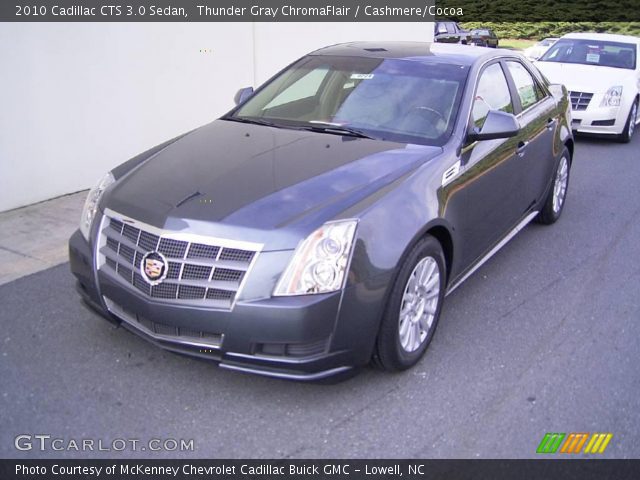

[274,219,358,296]
[601,86,623,107]
[80,172,115,240]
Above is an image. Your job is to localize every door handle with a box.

[546,118,556,130]
[516,141,529,157]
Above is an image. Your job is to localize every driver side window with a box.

[472,63,513,129]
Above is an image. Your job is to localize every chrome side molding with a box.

[446,210,539,296]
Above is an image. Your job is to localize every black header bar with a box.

[2,0,640,22]
[3,1,437,22]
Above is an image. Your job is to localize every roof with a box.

[563,32,640,44]
[309,41,512,66]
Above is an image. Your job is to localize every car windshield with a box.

[473,30,490,35]
[539,38,637,69]
[227,55,469,146]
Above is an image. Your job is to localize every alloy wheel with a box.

[398,256,440,352]
[629,102,637,139]
[552,156,569,214]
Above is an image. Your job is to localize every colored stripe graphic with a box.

[560,433,576,453]
[560,433,588,453]
[584,433,613,454]
[537,433,565,453]
[573,433,589,453]
[538,433,613,454]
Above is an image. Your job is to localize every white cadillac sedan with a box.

[535,32,640,142]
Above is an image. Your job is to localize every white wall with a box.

[252,22,432,83]
[0,22,432,212]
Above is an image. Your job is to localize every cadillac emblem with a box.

[140,251,168,285]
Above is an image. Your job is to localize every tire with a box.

[373,235,447,371]
[617,99,637,143]
[536,147,571,225]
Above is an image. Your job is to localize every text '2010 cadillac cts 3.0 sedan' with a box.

[69,42,574,381]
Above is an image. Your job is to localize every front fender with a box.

[332,161,458,363]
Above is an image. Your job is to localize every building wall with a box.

[0,22,432,212]
[252,22,432,83]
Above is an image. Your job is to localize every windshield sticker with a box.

[350,73,374,80]
[586,53,600,63]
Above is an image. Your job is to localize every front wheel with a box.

[536,147,571,225]
[618,100,637,143]
[373,236,446,371]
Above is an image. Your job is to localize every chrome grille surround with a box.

[96,208,262,311]
[568,91,593,111]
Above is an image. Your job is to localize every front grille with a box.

[98,212,260,310]
[103,297,223,349]
[568,91,593,111]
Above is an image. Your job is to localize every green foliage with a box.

[459,22,640,40]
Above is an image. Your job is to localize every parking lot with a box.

[1,134,639,459]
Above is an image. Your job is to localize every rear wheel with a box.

[536,147,570,225]
[373,236,446,371]
[618,99,637,143]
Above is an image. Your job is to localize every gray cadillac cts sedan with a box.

[69,42,573,380]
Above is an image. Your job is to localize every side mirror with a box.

[468,110,520,142]
[234,87,254,105]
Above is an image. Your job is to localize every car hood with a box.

[535,61,636,93]
[103,120,442,250]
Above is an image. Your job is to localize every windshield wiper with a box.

[223,116,284,128]
[299,122,377,140]
[224,117,377,139]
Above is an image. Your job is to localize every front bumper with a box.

[69,228,380,380]
[570,98,627,135]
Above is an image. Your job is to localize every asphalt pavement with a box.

[1,135,639,459]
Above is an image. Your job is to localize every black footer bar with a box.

[1,459,640,480]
